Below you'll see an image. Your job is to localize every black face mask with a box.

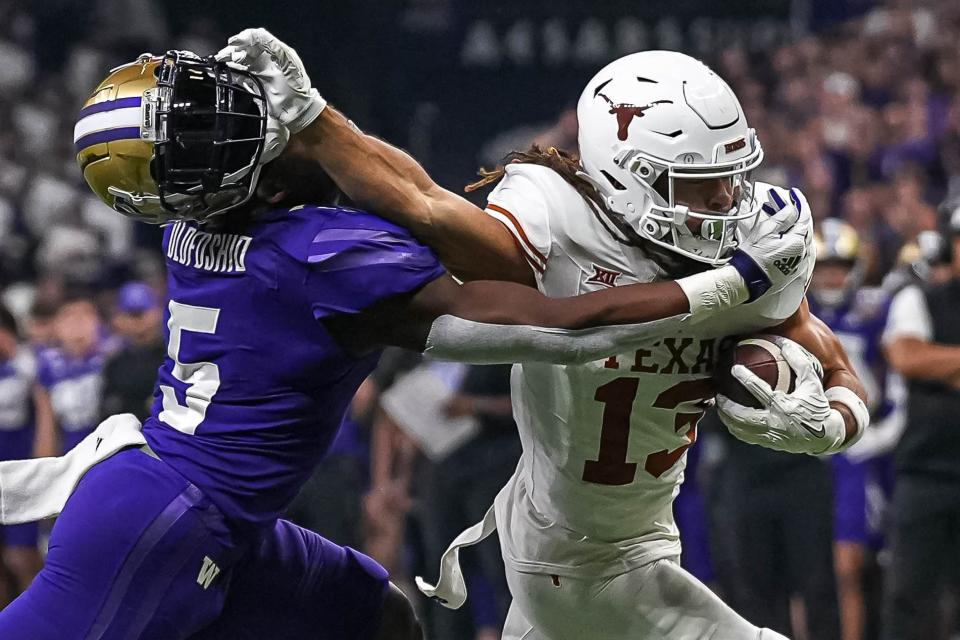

[150,50,268,222]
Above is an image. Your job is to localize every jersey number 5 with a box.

[582,377,713,486]
[159,300,221,435]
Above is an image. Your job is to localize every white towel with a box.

[0,413,145,524]
[415,503,498,609]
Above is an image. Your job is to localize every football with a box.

[715,335,797,409]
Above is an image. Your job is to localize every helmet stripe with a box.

[74,127,141,153]
[77,96,142,119]
[74,106,143,141]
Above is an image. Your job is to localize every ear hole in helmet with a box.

[600,170,627,191]
[652,172,669,201]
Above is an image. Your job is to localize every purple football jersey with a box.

[810,288,897,546]
[142,206,445,533]
[809,288,893,416]
[0,347,36,438]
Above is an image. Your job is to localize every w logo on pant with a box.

[197,556,220,590]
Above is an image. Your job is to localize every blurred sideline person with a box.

[420,364,519,640]
[24,300,58,350]
[809,220,904,640]
[34,293,116,457]
[0,305,42,607]
[0,51,796,640]
[709,406,839,638]
[285,392,372,552]
[100,282,165,420]
[221,30,871,639]
[881,207,960,640]
[882,230,954,294]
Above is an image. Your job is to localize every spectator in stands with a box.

[99,281,164,420]
[23,299,57,350]
[0,304,41,607]
[881,205,960,640]
[33,292,115,457]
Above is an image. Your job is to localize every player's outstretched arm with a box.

[217,30,531,284]
[288,108,533,284]
[326,265,753,366]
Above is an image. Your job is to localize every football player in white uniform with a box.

[218,30,870,639]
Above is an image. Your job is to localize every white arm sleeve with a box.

[423,313,691,365]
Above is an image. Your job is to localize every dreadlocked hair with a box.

[465,145,609,215]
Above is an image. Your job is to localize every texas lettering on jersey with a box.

[601,337,735,376]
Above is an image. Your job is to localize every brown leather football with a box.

[715,335,796,409]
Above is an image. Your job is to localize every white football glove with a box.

[728,187,812,302]
[261,115,290,165]
[216,28,327,133]
[716,339,847,455]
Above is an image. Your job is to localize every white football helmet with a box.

[576,51,764,265]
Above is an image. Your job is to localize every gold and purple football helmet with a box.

[812,218,862,307]
[75,51,269,224]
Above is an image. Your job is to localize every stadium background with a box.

[0,0,958,639]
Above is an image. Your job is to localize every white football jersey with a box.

[485,163,814,577]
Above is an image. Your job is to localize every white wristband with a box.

[822,386,870,453]
[676,265,749,321]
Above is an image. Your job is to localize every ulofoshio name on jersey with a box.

[166,222,252,273]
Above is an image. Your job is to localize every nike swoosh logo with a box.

[801,422,825,438]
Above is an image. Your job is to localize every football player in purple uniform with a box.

[0,305,42,604]
[0,51,810,639]
[810,220,903,640]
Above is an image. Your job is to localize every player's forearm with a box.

[455,280,690,329]
[885,338,960,382]
[424,313,689,364]
[424,279,694,364]
[292,107,437,232]
[773,302,868,447]
[292,108,529,283]
[811,352,867,447]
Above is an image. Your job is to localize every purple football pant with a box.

[0,448,388,639]
[675,480,716,584]
[831,453,895,548]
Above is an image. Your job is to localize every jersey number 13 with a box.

[582,377,713,486]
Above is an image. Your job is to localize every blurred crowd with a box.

[1,0,960,639]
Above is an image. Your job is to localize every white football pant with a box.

[501,558,791,640]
